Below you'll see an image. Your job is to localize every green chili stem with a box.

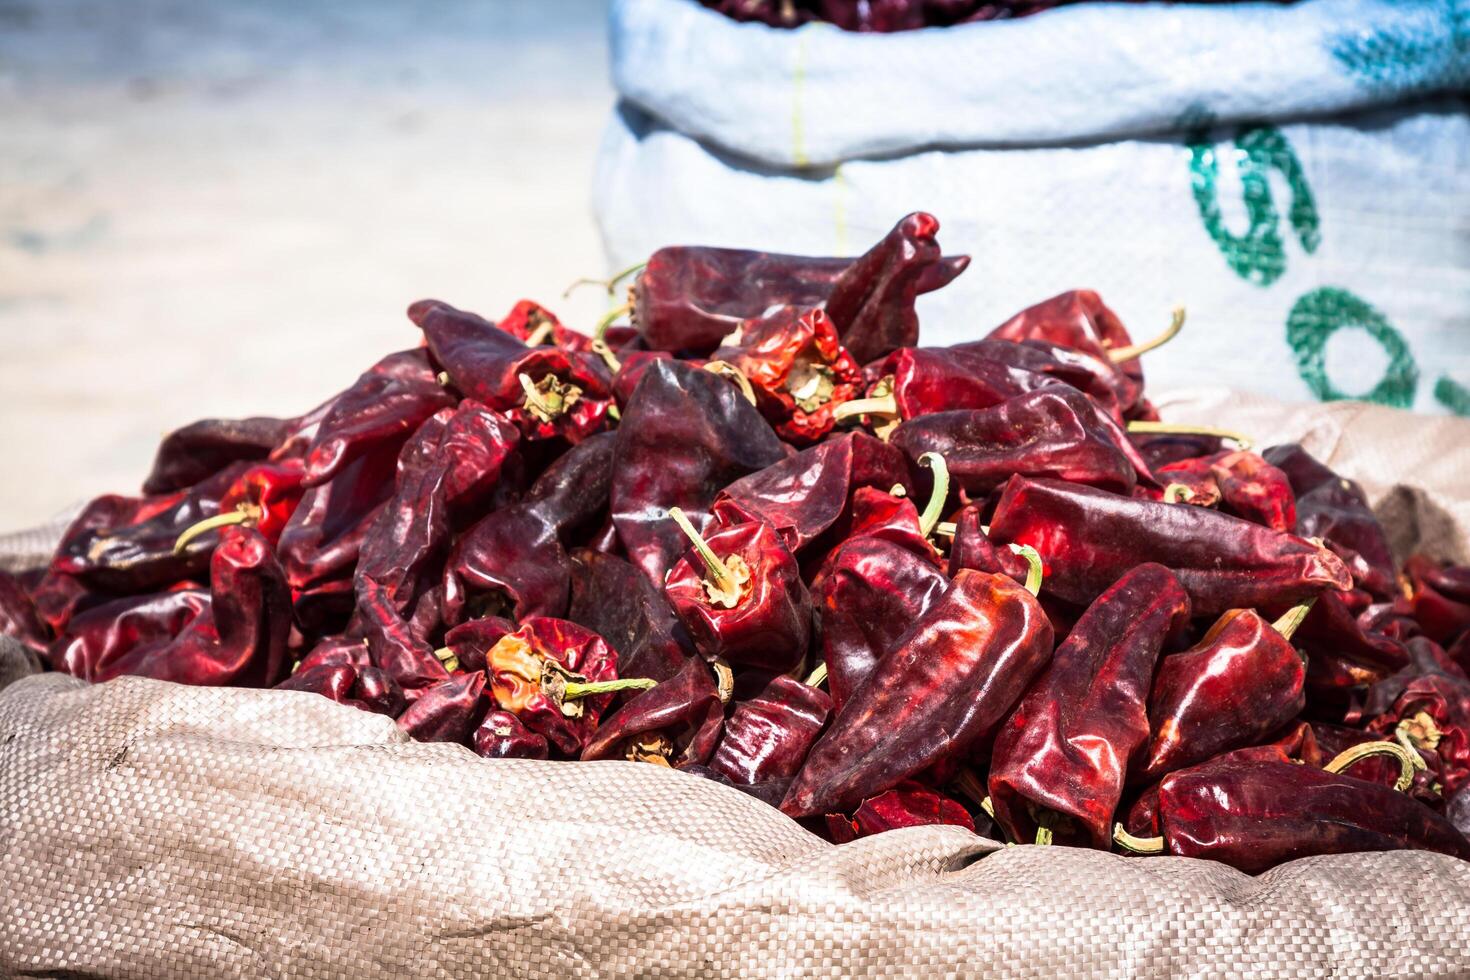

[1323,740,1418,792]
[831,393,898,423]
[1034,826,1054,846]
[562,677,657,700]
[523,320,555,348]
[804,662,828,688]
[607,403,621,422]
[933,521,956,538]
[1113,824,1165,855]
[590,338,622,373]
[668,507,733,592]
[979,796,996,820]
[432,646,460,674]
[518,373,554,416]
[917,452,949,539]
[593,302,632,342]
[172,505,260,555]
[1108,307,1186,363]
[1125,421,1253,450]
[563,261,647,299]
[703,361,757,406]
[436,370,453,387]
[1270,598,1316,642]
[1164,483,1195,504]
[1007,544,1044,597]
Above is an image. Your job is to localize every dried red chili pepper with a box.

[143,415,296,495]
[1135,604,1310,785]
[1371,671,1470,798]
[783,564,1052,818]
[436,400,522,523]
[397,672,488,743]
[609,349,676,406]
[949,338,1128,422]
[0,569,49,654]
[664,509,812,673]
[1116,743,1470,872]
[988,563,1191,848]
[825,781,975,843]
[711,306,862,441]
[1403,555,1470,646]
[713,432,910,557]
[444,431,615,622]
[708,672,831,786]
[1129,431,1230,471]
[890,388,1146,496]
[986,475,1351,615]
[610,359,786,585]
[411,299,612,444]
[581,655,726,768]
[629,213,967,355]
[47,587,210,681]
[357,575,450,696]
[472,708,551,760]
[565,549,694,684]
[1294,588,1409,673]
[437,616,515,674]
[1208,450,1296,532]
[495,298,595,352]
[276,652,407,718]
[172,459,307,561]
[946,503,1030,584]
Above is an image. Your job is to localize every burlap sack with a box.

[2,393,1468,978]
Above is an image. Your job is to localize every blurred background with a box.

[1,0,612,530]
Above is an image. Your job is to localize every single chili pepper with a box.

[1129,431,1230,471]
[397,672,488,744]
[357,575,451,695]
[1293,588,1409,674]
[988,563,1190,848]
[890,388,1146,496]
[437,616,515,674]
[710,306,863,441]
[86,527,292,688]
[948,338,1128,422]
[1363,636,1467,719]
[818,485,939,569]
[172,459,307,558]
[275,657,408,717]
[708,671,831,786]
[482,618,647,756]
[434,399,522,523]
[444,431,616,622]
[142,415,296,495]
[1207,450,1296,532]
[565,549,694,684]
[814,535,950,713]
[0,569,49,654]
[1372,672,1470,798]
[783,564,1052,818]
[54,461,254,596]
[610,359,787,585]
[1123,721,1324,838]
[472,708,551,760]
[825,781,976,843]
[1403,555,1470,646]
[495,298,597,352]
[1118,743,1470,872]
[1135,604,1310,785]
[580,654,725,768]
[986,475,1351,616]
[302,348,455,486]
[46,587,211,681]
[946,503,1031,583]
[1262,444,1397,599]
[277,444,398,599]
[411,299,612,444]
[714,432,911,559]
[664,509,812,673]
[628,214,968,354]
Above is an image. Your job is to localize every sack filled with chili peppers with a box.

[4,210,1470,885]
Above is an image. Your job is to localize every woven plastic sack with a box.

[594,0,1470,415]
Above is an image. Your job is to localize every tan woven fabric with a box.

[1,394,1468,977]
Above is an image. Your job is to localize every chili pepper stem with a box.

[804,662,828,688]
[593,302,633,342]
[1323,740,1418,792]
[703,361,758,406]
[518,373,556,417]
[1270,598,1316,642]
[668,507,735,592]
[711,659,735,705]
[432,646,461,674]
[1164,483,1195,504]
[917,452,950,539]
[1113,824,1165,855]
[171,504,261,555]
[1034,827,1053,846]
[979,795,996,820]
[1124,421,1253,450]
[562,261,647,299]
[590,338,622,373]
[523,320,555,347]
[831,393,898,424]
[562,677,657,700]
[1108,307,1186,363]
[1007,544,1045,597]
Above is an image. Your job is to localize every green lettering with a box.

[1286,288,1418,408]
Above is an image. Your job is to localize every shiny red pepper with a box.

[397,672,488,743]
[1403,555,1470,646]
[987,475,1351,616]
[825,781,975,843]
[472,708,551,760]
[565,549,694,684]
[783,568,1053,818]
[581,655,726,769]
[276,641,406,718]
[988,564,1191,847]
[47,588,210,681]
[708,672,831,786]
[143,415,295,495]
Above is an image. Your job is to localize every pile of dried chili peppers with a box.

[4,211,1469,874]
[697,0,1294,31]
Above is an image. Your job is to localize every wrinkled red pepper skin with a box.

[438,400,521,524]
[1295,589,1408,674]
[947,504,1030,584]
[816,487,937,569]
[665,519,813,673]
[143,416,295,496]
[1209,451,1296,532]
[581,655,725,768]
[825,781,975,843]
[472,709,551,760]
[987,476,1351,616]
[439,616,515,674]
[47,588,211,681]
[275,658,407,717]
[1371,670,1470,798]
[709,673,831,785]
[822,213,950,364]
[610,359,786,585]
[714,432,910,556]
[90,527,292,688]
[483,618,620,756]
[566,549,694,684]
[1156,758,1470,873]
[815,536,949,713]
[610,350,676,407]
[989,564,1190,848]
[397,672,487,743]
[985,289,1143,414]
[358,575,451,696]
[1404,555,1470,646]
[444,431,615,622]
[891,388,1144,495]
[783,569,1053,818]
[949,338,1127,422]
[1130,432,1230,471]
[1137,609,1306,785]
[0,570,50,654]
[218,460,307,545]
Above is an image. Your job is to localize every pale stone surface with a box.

[0,0,614,531]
